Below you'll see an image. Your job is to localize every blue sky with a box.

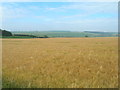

[1,2,118,32]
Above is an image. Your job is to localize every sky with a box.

[1,2,118,32]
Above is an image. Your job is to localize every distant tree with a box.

[0,29,2,36]
[0,29,12,36]
[44,35,48,38]
[85,35,88,37]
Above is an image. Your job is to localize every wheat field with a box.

[2,37,118,88]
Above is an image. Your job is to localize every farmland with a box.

[11,31,118,38]
[2,37,118,88]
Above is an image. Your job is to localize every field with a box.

[2,37,118,88]
[12,31,117,38]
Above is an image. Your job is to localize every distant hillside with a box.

[84,31,106,34]
[84,31,116,34]
[0,29,49,38]
[11,31,118,38]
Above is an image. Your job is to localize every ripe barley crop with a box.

[2,37,118,88]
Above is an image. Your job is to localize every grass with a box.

[2,37,118,88]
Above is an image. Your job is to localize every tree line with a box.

[0,29,12,36]
[0,29,49,38]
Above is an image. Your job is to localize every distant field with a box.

[2,37,118,88]
[11,31,118,37]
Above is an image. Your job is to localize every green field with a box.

[11,31,118,38]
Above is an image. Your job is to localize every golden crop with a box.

[2,37,118,88]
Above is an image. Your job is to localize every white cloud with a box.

[46,2,118,20]
[51,2,117,13]
[46,7,57,10]
[1,3,43,19]
[1,2,118,32]
[2,2,118,19]
[2,3,28,18]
